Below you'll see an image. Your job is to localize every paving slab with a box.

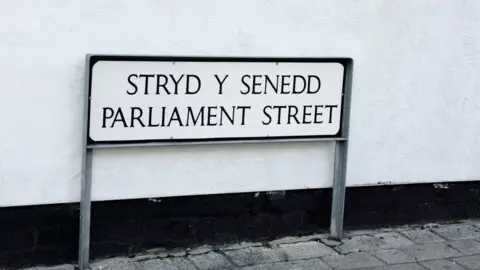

[224,246,287,266]
[447,238,480,255]
[133,248,170,261]
[337,233,413,253]
[452,254,480,269]
[344,229,387,237]
[279,241,336,260]
[336,235,386,253]
[400,229,445,243]
[188,251,233,269]
[401,242,462,261]
[187,245,213,255]
[432,225,480,241]
[322,252,384,269]
[420,259,466,270]
[372,249,416,264]
[90,258,138,270]
[139,257,197,270]
[240,258,331,270]
[221,242,262,251]
[374,232,414,247]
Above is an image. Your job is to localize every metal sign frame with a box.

[79,55,353,269]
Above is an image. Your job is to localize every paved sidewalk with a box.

[25,220,480,269]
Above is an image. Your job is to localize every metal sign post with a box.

[330,62,353,239]
[78,55,353,269]
[79,57,94,270]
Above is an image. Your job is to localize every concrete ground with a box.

[24,220,480,270]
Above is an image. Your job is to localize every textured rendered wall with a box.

[0,1,479,206]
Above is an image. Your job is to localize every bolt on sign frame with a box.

[79,55,353,269]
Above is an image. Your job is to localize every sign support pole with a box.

[329,62,353,240]
[330,140,349,239]
[79,149,93,270]
[79,55,93,270]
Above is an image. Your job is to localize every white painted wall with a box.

[1,1,479,206]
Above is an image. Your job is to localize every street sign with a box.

[86,56,348,145]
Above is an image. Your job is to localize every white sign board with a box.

[87,56,348,144]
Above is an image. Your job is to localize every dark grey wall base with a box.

[1,181,479,269]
